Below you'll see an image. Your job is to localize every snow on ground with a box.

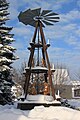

[0,100,80,120]
[68,99,80,109]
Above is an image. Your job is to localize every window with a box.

[74,89,80,97]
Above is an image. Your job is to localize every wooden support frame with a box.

[24,21,55,99]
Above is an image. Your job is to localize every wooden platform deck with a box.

[17,101,61,110]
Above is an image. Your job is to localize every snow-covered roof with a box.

[70,80,80,86]
[53,69,70,85]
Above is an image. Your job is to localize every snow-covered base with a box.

[18,94,61,104]
[0,104,80,120]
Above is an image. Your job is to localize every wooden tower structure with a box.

[18,8,60,100]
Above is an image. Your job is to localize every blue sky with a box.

[7,0,80,79]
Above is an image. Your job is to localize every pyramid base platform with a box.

[17,101,61,110]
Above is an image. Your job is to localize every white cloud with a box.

[20,0,61,10]
[51,47,63,52]
[60,10,80,23]
[74,43,80,50]
[12,49,29,68]
[62,24,77,31]
[8,8,19,20]
[67,10,80,20]
[44,23,77,40]
[12,27,30,36]
[7,0,20,20]
[22,0,74,11]
[44,25,66,39]
[7,0,74,21]
[65,36,80,49]
[64,35,80,50]
[75,28,80,37]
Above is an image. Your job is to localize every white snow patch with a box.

[18,95,61,104]
[0,57,12,63]
[0,99,80,120]
[68,99,80,109]
[0,104,79,120]
[0,44,3,48]
[27,94,53,102]
[28,106,80,120]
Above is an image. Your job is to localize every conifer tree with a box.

[0,0,18,104]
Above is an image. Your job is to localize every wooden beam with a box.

[24,23,38,99]
[28,23,38,67]
[39,22,55,99]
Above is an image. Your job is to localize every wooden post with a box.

[24,23,38,99]
[39,22,55,99]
